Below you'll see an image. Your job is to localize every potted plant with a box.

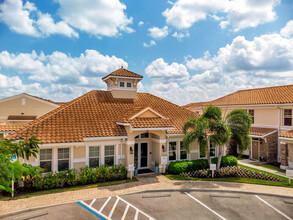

[155,161,159,174]
[134,162,138,176]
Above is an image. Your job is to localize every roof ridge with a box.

[235,84,293,92]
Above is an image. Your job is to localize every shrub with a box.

[33,164,128,190]
[167,155,237,174]
[180,166,285,182]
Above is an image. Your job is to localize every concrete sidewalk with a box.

[238,159,287,177]
[1,174,293,215]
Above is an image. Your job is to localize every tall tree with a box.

[183,106,251,170]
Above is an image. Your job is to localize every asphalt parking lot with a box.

[3,191,293,220]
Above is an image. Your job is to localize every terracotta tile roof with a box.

[250,127,277,137]
[0,123,27,132]
[127,118,174,129]
[185,84,293,109]
[183,101,212,110]
[102,68,143,80]
[7,91,198,143]
[280,130,293,139]
[0,120,5,124]
[7,115,37,121]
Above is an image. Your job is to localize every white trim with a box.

[116,122,174,131]
[108,87,136,92]
[166,134,184,138]
[40,142,84,147]
[115,143,119,165]
[73,158,87,163]
[84,136,127,142]
[126,140,135,145]
[102,75,143,82]
[280,137,293,142]
[70,146,74,169]
[0,93,60,107]
[129,107,166,120]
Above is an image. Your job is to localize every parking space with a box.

[3,191,293,220]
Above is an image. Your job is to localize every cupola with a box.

[102,68,143,99]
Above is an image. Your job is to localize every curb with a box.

[1,188,293,218]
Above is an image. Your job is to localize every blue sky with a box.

[0,0,293,105]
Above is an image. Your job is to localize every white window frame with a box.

[179,141,188,160]
[209,142,216,157]
[168,141,177,161]
[104,145,115,166]
[57,148,70,171]
[40,149,52,172]
[284,109,292,126]
[89,146,100,167]
[119,81,125,87]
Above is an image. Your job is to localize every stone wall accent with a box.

[259,132,278,163]
[280,142,288,166]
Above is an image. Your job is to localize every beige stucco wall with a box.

[110,90,137,99]
[73,146,86,159]
[74,162,86,169]
[0,96,58,120]
[288,143,293,162]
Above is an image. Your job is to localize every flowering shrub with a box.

[33,164,128,190]
[180,166,285,182]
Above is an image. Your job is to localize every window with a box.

[140,133,149,138]
[119,82,125,87]
[40,149,52,172]
[105,145,114,166]
[58,148,69,171]
[127,82,132,88]
[210,142,216,157]
[248,109,254,124]
[89,146,99,167]
[169,142,177,161]
[284,109,292,126]
[180,141,187,160]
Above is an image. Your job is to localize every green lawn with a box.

[0,178,138,200]
[250,162,285,173]
[166,164,292,188]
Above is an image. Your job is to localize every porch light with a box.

[130,146,134,154]
[162,145,166,152]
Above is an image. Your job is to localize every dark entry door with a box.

[134,143,138,166]
[140,143,148,167]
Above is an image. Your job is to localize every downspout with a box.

[277,105,281,162]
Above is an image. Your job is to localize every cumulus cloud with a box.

[0,0,77,38]
[143,40,156,47]
[145,58,189,82]
[138,21,144,26]
[172,31,190,40]
[148,26,168,39]
[145,22,293,105]
[0,50,128,86]
[55,0,134,37]
[163,0,280,32]
[281,20,293,38]
[0,0,134,38]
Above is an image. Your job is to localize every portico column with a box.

[159,139,167,173]
[126,140,135,177]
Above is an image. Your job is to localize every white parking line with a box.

[89,199,96,207]
[79,201,110,220]
[185,192,227,220]
[255,195,292,220]
[108,197,119,219]
[116,195,156,220]
[121,204,129,220]
[99,197,112,213]
[134,210,139,220]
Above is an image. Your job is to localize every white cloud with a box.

[145,58,189,82]
[0,0,39,36]
[138,21,144,26]
[148,26,168,39]
[36,12,78,38]
[55,0,134,37]
[0,0,78,38]
[145,22,293,105]
[163,0,280,32]
[172,31,189,40]
[143,40,156,47]
[0,50,128,86]
[281,20,293,38]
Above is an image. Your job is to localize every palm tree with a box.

[183,105,251,171]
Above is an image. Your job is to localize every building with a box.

[0,93,65,138]
[7,68,209,175]
[184,85,293,166]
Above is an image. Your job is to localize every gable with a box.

[129,107,166,120]
[137,110,159,118]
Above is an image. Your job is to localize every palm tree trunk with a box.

[217,146,223,171]
[207,150,211,165]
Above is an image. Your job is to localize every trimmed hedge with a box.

[167,155,237,175]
